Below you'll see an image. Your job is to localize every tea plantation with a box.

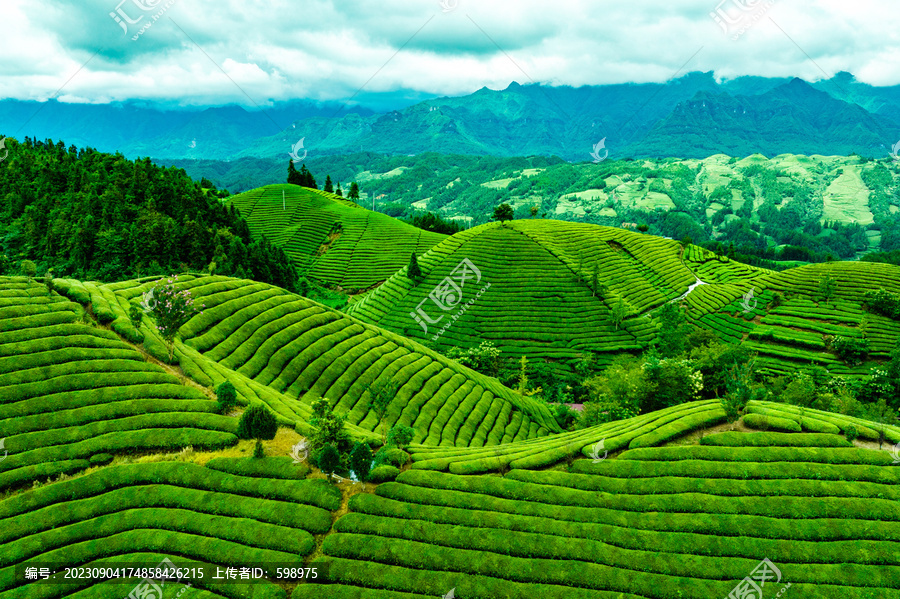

[227,184,446,291]
[348,219,900,375]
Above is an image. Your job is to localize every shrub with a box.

[349,442,373,481]
[373,447,410,468]
[236,404,278,457]
[21,259,36,280]
[863,288,900,320]
[216,381,238,414]
[845,425,859,442]
[832,336,869,366]
[89,453,114,466]
[318,444,341,480]
[366,464,400,483]
[386,425,415,450]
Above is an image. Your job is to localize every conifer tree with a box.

[407,252,422,281]
[324,175,333,193]
[348,182,360,200]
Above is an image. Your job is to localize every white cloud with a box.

[4,0,900,107]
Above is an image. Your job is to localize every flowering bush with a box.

[146,275,203,361]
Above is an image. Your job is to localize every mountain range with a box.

[3,71,900,162]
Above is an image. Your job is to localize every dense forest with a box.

[0,137,298,290]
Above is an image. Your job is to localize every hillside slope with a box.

[52,274,560,450]
[227,184,446,291]
[348,220,900,375]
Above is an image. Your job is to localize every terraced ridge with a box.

[88,275,560,447]
[298,433,899,599]
[227,184,446,290]
[0,461,339,599]
[348,220,900,374]
[0,278,238,491]
[346,220,744,364]
[405,399,727,474]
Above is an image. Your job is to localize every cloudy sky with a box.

[4,0,900,110]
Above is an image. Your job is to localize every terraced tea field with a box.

[348,219,900,375]
[299,430,899,599]
[227,184,446,291]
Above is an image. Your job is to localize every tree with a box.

[287,159,303,186]
[128,303,143,330]
[236,403,278,457]
[368,379,399,444]
[818,275,837,306]
[324,175,334,193]
[21,259,36,280]
[145,275,203,362]
[406,252,422,281]
[216,381,237,414]
[42,269,54,295]
[516,356,541,397]
[656,302,691,358]
[348,182,360,200]
[637,224,649,233]
[612,296,627,331]
[335,183,343,197]
[309,397,349,452]
[349,442,373,481]
[386,424,415,449]
[492,203,514,222]
[318,443,341,480]
[530,205,539,218]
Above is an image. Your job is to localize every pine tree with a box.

[407,252,422,281]
[287,160,302,186]
[348,182,360,200]
[335,183,343,197]
[324,175,333,193]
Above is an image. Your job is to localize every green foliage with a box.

[89,453,114,466]
[310,398,349,454]
[863,288,900,319]
[832,335,869,366]
[845,425,860,442]
[367,379,399,444]
[205,456,310,480]
[216,381,237,414]
[406,252,422,280]
[348,182,360,200]
[818,275,837,304]
[656,302,691,358]
[366,464,399,483]
[236,404,279,444]
[318,444,341,479]
[324,175,333,193]
[386,424,415,450]
[21,259,36,279]
[288,160,318,189]
[146,275,203,362]
[128,302,143,330]
[691,342,752,399]
[446,340,502,378]
[404,211,463,235]
[492,203,514,222]
[349,442,374,481]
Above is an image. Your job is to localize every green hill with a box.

[50,274,560,449]
[347,219,900,376]
[227,184,447,291]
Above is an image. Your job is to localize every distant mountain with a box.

[5,71,900,162]
[0,99,374,160]
[630,78,900,158]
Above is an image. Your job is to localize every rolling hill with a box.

[347,219,900,375]
[226,184,447,291]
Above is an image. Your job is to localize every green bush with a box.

[88,453,114,466]
[349,442,373,481]
[846,425,860,442]
[366,465,400,483]
[832,335,869,365]
[205,456,309,480]
[374,448,410,468]
[743,412,802,432]
[216,381,238,414]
